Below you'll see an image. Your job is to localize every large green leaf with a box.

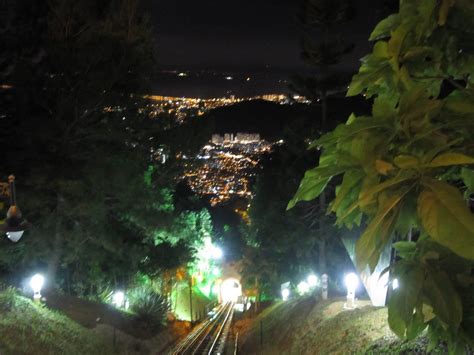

[359,171,415,209]
[427,153,474,168]
[461,168,474,192]
[393,241,417,260]
[394,155,420,169]
[438,0,455,25]
[287,165,346,210]
[444,89,474,114]
[355,189,408,272]
[369,14,400,41]
[388,266,425,339]
[423,267,463,328]
[418,180,474,260]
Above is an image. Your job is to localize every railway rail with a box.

[171,302,235,355]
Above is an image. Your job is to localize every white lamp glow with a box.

[6,231,24,243]
[282,288,290,301]
[344,272,359,309]
[392,278,399,290]
[307,274,318,287]
[113,291,125,308]
[30,274,45,301]
[297,281,310,295]
[211,246,223,259]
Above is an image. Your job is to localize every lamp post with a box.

[344,273,359,309]
[0,175,30,242]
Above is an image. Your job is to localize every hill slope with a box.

[236,297,445,354]
[0,288,111,355]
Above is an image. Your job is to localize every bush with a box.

[0,286,19,312]
[128,287,170,329]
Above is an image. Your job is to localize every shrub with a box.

[128,287,170,329]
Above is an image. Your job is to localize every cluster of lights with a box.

[184,138,273,206]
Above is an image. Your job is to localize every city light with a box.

[307,274,318,287]
[282,288,290,301]
[112,291,125,308]
[30,274,45,301]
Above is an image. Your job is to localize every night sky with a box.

[148,0,386,71]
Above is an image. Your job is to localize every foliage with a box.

[289,0,474,350]
[0,0,212,301]
[242,124,351,297]
[128,286,170,329]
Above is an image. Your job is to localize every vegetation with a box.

[289,0,474,351]
[237,297,442,355]
[129,287,170,329]
[241,122,351,298]
[0,288,111,354]
[0,0,214,306]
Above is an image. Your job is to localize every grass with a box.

[0,288,112,355]
[236,296,444,354]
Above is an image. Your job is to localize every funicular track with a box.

[171,302,235,355]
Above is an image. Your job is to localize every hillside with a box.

[0,288,188,355]
[0,288,111,355]
[235,297,446,354]
[203,96,370,142]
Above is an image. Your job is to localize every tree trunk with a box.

[47,226,63,289]
[318,238,327,274]
[47,196,64,290]
[321,89,328,131]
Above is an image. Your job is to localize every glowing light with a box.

[297,281,310,295]
[212,267,221,277]
[6,231,24,242]
[282,288,290,301]
[344,273,359,309]
[392,278,399,290]
[113,291,125,308]
[220,278,241,303]
[211,246,223,259]
[345,273,359,291]
[307,274,318,287]
[225,76,233,80]
[30,274,45,301]
[30,274,44,294]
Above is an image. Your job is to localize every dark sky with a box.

[147,0,387,70]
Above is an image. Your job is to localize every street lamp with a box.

[30,274,45,302]
[0,175,30,242]
[344,272,359,309]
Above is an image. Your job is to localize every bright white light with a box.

[30,274,45,295]
[211,246,223,259]
[220,278,241,303]
[345,273,359,291]
[392,278,399,290]
[297,281,310,295]
[282,288,290,301]
[113,291,125,308]
[6,231,24,242]
[307,274,318,287]
[225,76,233,80]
